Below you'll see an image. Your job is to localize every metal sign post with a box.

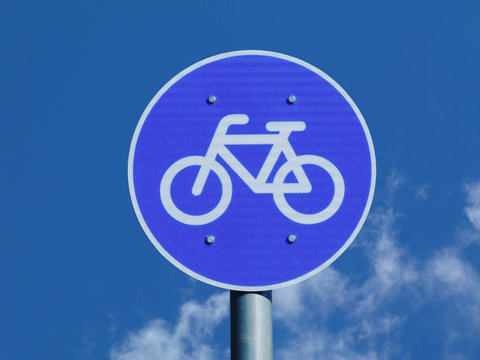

[230,291,272,360]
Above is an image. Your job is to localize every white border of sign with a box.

[128,50,376,291]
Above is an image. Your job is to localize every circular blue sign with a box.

[128,50,375,290]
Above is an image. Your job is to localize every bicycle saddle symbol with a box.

[160,114,345,225]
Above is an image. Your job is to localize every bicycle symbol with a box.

[160,114,345,225]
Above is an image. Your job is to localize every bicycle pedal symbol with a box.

[160,114,345,225]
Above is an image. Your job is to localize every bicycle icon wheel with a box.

[160,156,232,225]
[273,155,345,224]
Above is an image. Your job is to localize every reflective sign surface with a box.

[128,50,376,290]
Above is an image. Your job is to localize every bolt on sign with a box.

[128,50,376,291]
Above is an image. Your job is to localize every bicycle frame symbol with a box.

[160,114,345,225]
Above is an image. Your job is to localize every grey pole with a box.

[230,290,273,360]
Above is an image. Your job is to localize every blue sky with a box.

[1,1,480,359]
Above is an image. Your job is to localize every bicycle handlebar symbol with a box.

[160,114,345,225]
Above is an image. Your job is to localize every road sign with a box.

[128,50,375,290]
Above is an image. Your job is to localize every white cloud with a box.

[414,184,430,200]
[274,308,405,360]
[426,248,480,327]
[356,206,418,314]
[275,329,391,360]
[423,245,480,358]
[465,181,480,231]
[274,267,350,324]
[109,292,229,360]
[386,170,404,197]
